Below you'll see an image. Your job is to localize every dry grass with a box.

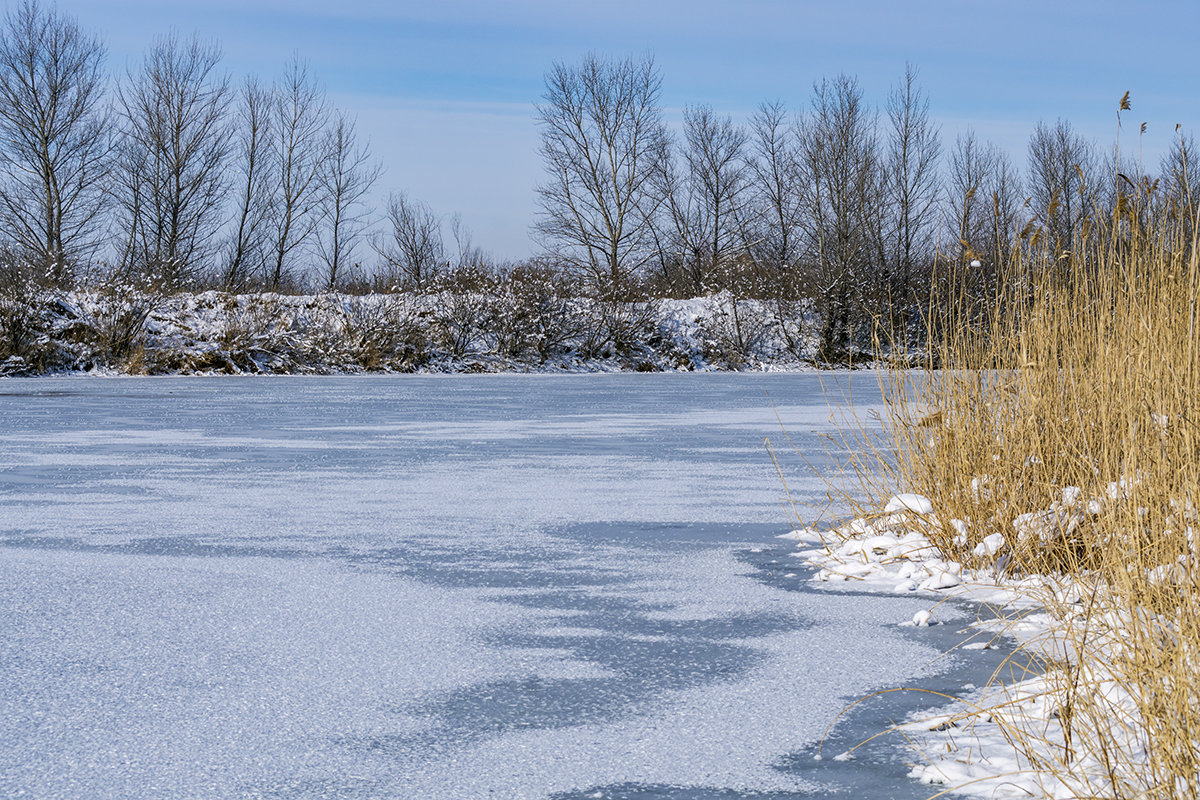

[865,170,1200,796]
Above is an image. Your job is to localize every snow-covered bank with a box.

[788,493,1187,799]
[0,288,834,376]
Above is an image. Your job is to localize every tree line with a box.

[0,0,385,294]
[534,56,1198,359]
[1,1,1197,364]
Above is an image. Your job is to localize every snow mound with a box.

[795,490,1172,799]
[883,493,934,515]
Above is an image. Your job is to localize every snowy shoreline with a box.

[790,493,1154,799]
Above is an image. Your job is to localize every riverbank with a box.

[0,288,842,377]
[793,489,1196,798]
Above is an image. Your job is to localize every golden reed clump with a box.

[867,119,1200,797]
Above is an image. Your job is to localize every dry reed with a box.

[866,139,1200,797]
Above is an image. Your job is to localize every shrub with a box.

[488,263,578,361]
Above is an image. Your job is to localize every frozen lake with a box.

[0,374,996,799]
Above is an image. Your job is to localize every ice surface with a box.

[0,374,987,799]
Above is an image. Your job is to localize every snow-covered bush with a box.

[487,264,578,361]
[698,292,771,369]
[0,279,828,375]
[0,262,44,367]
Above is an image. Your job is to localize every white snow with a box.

[796,487,1184,799]
[884,493,935,515]
[908,609,936,627]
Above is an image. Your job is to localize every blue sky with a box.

[51,0,1200,260]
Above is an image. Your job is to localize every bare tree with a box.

[534,53,666,298]
[449,212,486,271]
[737,100,808,354]
[796,74,881,360]
[1161,132,1198,211]
[114,34,231,289]
[222,76,273,291]
[945,131,1022,312]
[644,131,689,293]
[986,150,1023,272]
[374,193,444,291]
[1027,118,1097,260]
[266,56,329,290]
[1158,131,1199,249]
[658,104,750,294]
[946,131,994,268]
[745,101,803,279]
[883,64,941,331]
[0,0,109,285]
[316,111,379,290]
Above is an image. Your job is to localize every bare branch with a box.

[266,56,329,290]
[0,0,109,285]
[316,111,380,290]
[533,53,666,298]
[114,33,231,289]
